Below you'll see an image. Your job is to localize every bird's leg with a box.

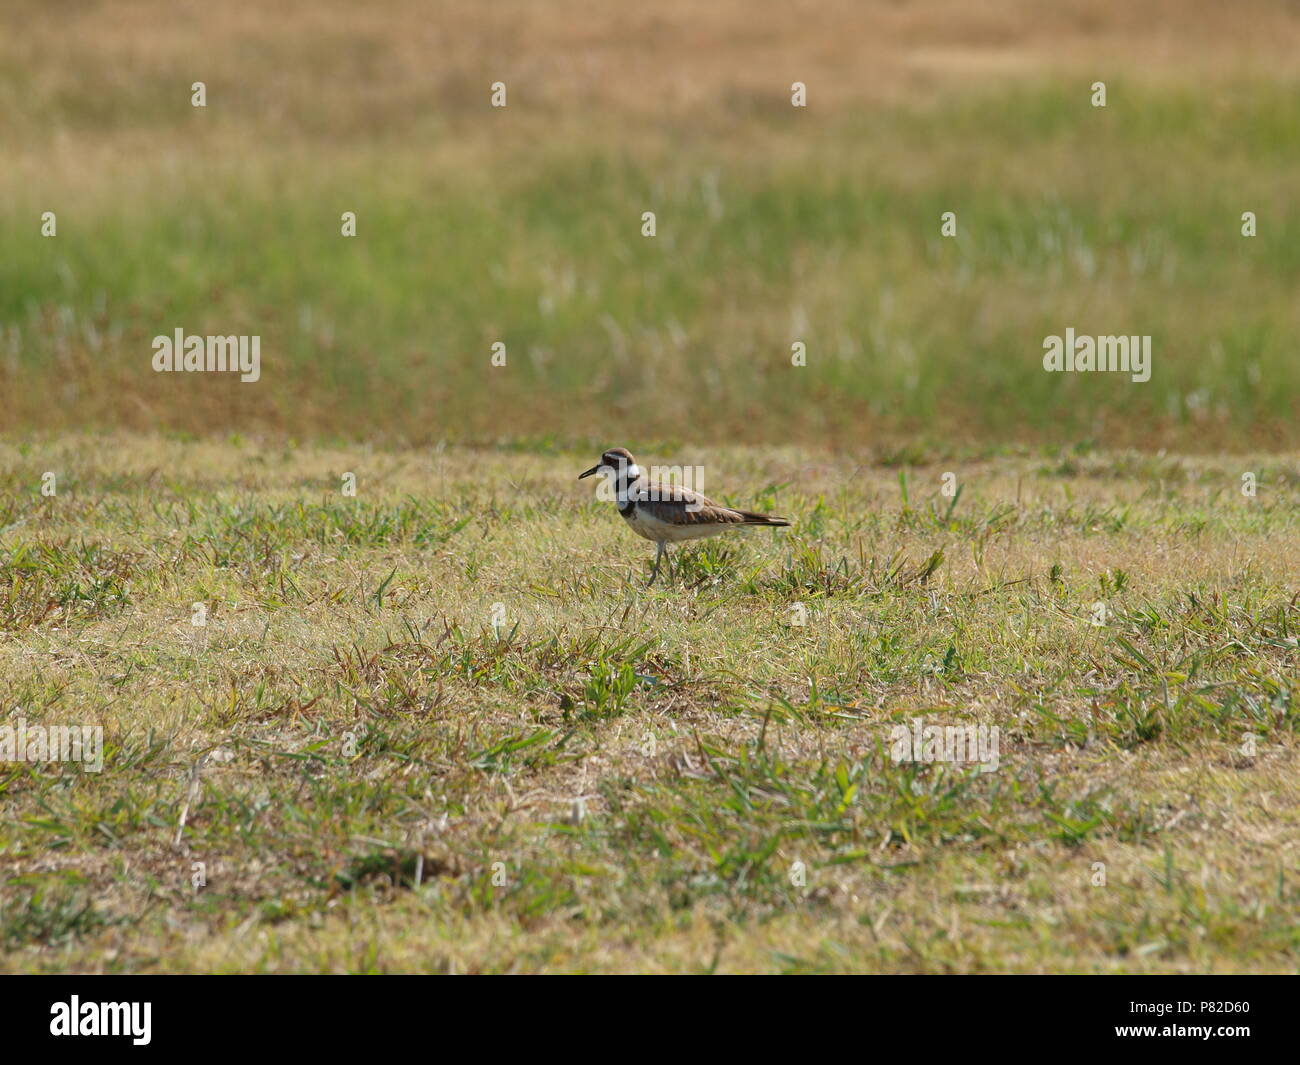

[648,541,665,586]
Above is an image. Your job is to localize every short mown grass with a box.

[1,435,1297,973]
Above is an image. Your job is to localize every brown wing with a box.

[636,483,789,527]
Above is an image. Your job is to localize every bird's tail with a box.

[736,511,790,527]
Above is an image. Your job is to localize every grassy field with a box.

[3,2,1300,973]
[1,436,1297,972]
[3,1,1300,448]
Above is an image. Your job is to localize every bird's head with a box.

[579,447,639,483]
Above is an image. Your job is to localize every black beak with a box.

[578,465,600,480]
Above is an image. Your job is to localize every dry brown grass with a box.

[7,0,1300,155]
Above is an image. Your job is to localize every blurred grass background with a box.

[2,0,1299,450]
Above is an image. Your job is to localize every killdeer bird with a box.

[579,447,790,584]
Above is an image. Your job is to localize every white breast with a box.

[623,503,728,543]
